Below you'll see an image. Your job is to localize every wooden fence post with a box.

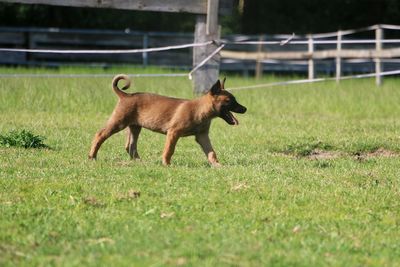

[336,30,342,83]
[193,0,221,94]
[308,34,315,80]
[255,35,264,79]
[375,25,383,86]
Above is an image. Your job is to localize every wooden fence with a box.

[0,27,194,67]
[221,25,400,85]
[1,25,400,83]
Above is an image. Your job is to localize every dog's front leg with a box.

[195,133,221,167]
[162,130,180,166]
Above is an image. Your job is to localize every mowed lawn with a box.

[1,67,400,266]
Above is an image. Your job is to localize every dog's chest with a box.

[181,120,211,136]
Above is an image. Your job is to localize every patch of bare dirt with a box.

[230,182,250,192]
[160,212,175,219]
[83,196,105,207]
[306,149,341,160]
[368,148,398,157]
[116,190,141,201]
[87,237,115,245]
[354,148,399,161]
[165,257,187,266]
[275,147,399,160]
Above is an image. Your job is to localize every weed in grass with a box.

[0,129,48,149]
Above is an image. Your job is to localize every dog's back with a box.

[118,93,187,134]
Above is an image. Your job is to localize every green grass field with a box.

[1,67,400,266]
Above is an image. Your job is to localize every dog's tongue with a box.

[229,112,239,125]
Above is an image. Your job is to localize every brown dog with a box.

[88,74,246,166]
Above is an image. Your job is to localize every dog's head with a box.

[208,78,247,125]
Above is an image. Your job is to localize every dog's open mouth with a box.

[220,110,239,125]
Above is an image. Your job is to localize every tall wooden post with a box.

[193,0,221,94]
[336,30,342,83]
[1,0,232,94]
[375,25,383,86]
[308,34,315,80]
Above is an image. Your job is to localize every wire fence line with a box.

[2,34,400,54]
[1,24,400,90]
[1,23,399,54]
[242,24,400,40]
[228,69,400,91]
[3,68,400,92]
[0,73,188,78]
[0,41,214,54]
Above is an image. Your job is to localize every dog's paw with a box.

[211,162,222,168]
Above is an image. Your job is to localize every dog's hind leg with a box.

[89,121,126,160]
[195,133,221,167]
[125,125,142,159]
[125,128,132,154]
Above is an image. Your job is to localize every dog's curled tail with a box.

[112,74,131,98]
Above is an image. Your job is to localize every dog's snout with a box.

[234,104,247,114]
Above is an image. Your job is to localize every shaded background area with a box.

[241,0,400,34]
[1,0,400,34]
[1,0,400,76]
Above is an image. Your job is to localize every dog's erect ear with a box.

[221,77,226,90]
[209,80,222,95]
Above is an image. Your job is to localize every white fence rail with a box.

[221,24,400,85]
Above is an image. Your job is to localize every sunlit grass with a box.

[1,66,400,266]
